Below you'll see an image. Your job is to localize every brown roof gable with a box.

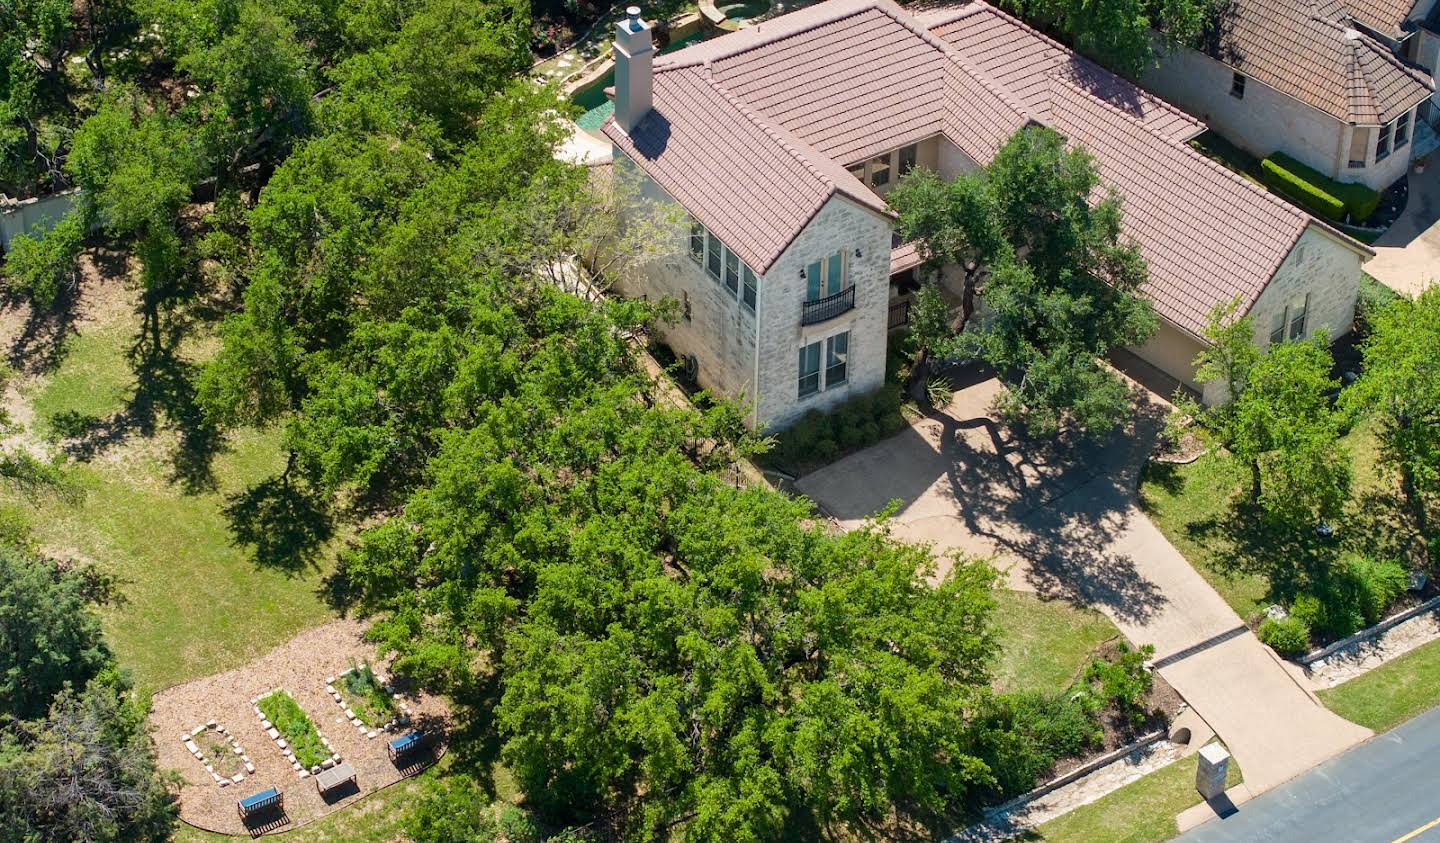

[1202,0,1432,124]
[605,0,1370,335]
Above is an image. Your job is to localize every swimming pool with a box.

[571,29,710,133]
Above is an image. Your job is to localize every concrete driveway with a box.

[1366,161,1440,298]
[796,371,1370,797]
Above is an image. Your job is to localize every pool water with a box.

[572,30,709,132]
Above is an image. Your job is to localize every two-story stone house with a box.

[603,0,1373,430]
[1143,0,1438,191]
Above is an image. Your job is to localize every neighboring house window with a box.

[1395,111,1411,150]
[1348,127,1369,169]
[797,330,850,398]
[706,231,723,278]
[689,218,705,264]
[825,332,848,387]
[1376,122,1393,161]
[1230,72,1246,99]
[742,265,758,312]
[849,142,922,189]
[805,250,847,301]
[798,341,821,397]
[724,248,740,296]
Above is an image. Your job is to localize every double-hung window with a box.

[724,249,740,296]
[1376,122,1393,161]
[1269,294,1310,345]
[1396,111,1412,150]
[798,330,850,398]
[706,232,723,279]
[688,218,705,264]
[798,342,822,397]
[805,251,846,301]
[1230,72,1246,99]
[741,265,758,312]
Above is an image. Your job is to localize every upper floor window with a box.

[742,265,758,312]
[706,231,723,278]
[688,218,705,264]
[868,154,891,187]
[1230,72,1246,99]
[805,251,847,301]
[688,217,759,313]
[724,248,740,296]
[1269,294,1309,345]
[1396,111,1412,150]
[1376,122,1393,161]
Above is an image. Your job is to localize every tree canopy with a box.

[891,125,1157,435]
[1003,0,1220,77]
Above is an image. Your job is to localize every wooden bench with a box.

[313,762,356,795]
[236,786,282,819]
[387,729,424,761]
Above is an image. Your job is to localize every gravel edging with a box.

[151,619,450,837]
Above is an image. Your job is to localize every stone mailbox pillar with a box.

[1196,743,1230,800]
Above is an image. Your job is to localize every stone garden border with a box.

[252,689,342,779]
[326,666,415,740]
[180,721,254,788]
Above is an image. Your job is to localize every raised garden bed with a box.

[253,689,339,777]
[327,662,414,739]
[179,722,253,787]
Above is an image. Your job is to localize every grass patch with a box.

[1319,636,1440,731]
[1025,747,1242,843]
[28,321,134,438]
[195,729,245,779]
[257,690,329,770]
[993,590,1119,693]
[337,661,398,727]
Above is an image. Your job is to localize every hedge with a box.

[1260,153,1380,222]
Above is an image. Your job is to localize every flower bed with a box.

[179,722,253,787]
[253,689,338,776]
[326,662,414,740]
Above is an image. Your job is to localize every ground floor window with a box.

[1269,294,1310,345]
[799,330,850,398]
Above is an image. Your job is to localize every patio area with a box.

[1366,153,1440,297]
[151,619,449,837]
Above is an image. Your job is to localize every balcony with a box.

[801,286,855,325]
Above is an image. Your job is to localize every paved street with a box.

[1179,704,1440,842]
[797,372,1369,794]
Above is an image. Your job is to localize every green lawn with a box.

[993,589,1119,693]
[1026,747,1243,843]
[1137,420,1407,622]
[1319,637,1440,731]
[2,291,341,695]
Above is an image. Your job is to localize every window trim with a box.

[1395,110,1412,150]
[1376,121,1393,161]
[804,250,848,302]
[797,329,852,399]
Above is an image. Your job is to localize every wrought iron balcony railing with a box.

[801,286,855,326]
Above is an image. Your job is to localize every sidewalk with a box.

[1366,160,1440,298]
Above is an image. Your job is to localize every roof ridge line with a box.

[878,0,1035,121]
[698,66,844,196]
[659,0,882,68]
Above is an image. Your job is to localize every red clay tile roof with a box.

[605,0,1371,336]
[922,5,1206,141]
[1201,0,1431,124]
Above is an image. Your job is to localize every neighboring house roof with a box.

[921,5,1207,141]
[1326,0,1419,38]
[1201,0,1432,124]
[605,0,1372,336]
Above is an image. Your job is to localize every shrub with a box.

[977,690,1100,796]
[404,776,500,843]
[1342,555,1407,626]
[1080,643,1155,727]
[769,386,909,469]
[2,209,87,305]
[1259,614,1311,655]
[1260,153,1380,222]
[1356,274,1402,334]
[257,690,329,769]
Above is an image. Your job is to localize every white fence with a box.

[0,189,82,253]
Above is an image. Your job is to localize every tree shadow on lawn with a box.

[223,475,334,573]
[50,286,227,492]
[2,245,129,377]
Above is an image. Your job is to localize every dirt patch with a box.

[151,619,450,837]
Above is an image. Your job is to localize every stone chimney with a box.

[613,7,654,134]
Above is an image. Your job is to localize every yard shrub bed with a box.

[258,690,330,769]
[766,383,910,474]
[338,661,398,727]
[1261,153,1380,222]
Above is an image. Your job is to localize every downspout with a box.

[751,274,763,429]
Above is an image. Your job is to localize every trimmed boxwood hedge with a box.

[1260,152,1380,222]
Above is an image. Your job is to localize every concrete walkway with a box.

[797,373,1370,797]
[1366,160,1440,298]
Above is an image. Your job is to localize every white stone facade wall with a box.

[1142,48,1413,190]
[1131,319,1206,389]
[611,151,761,413]
[1246,225,1362,352]
[754,195,896,430]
